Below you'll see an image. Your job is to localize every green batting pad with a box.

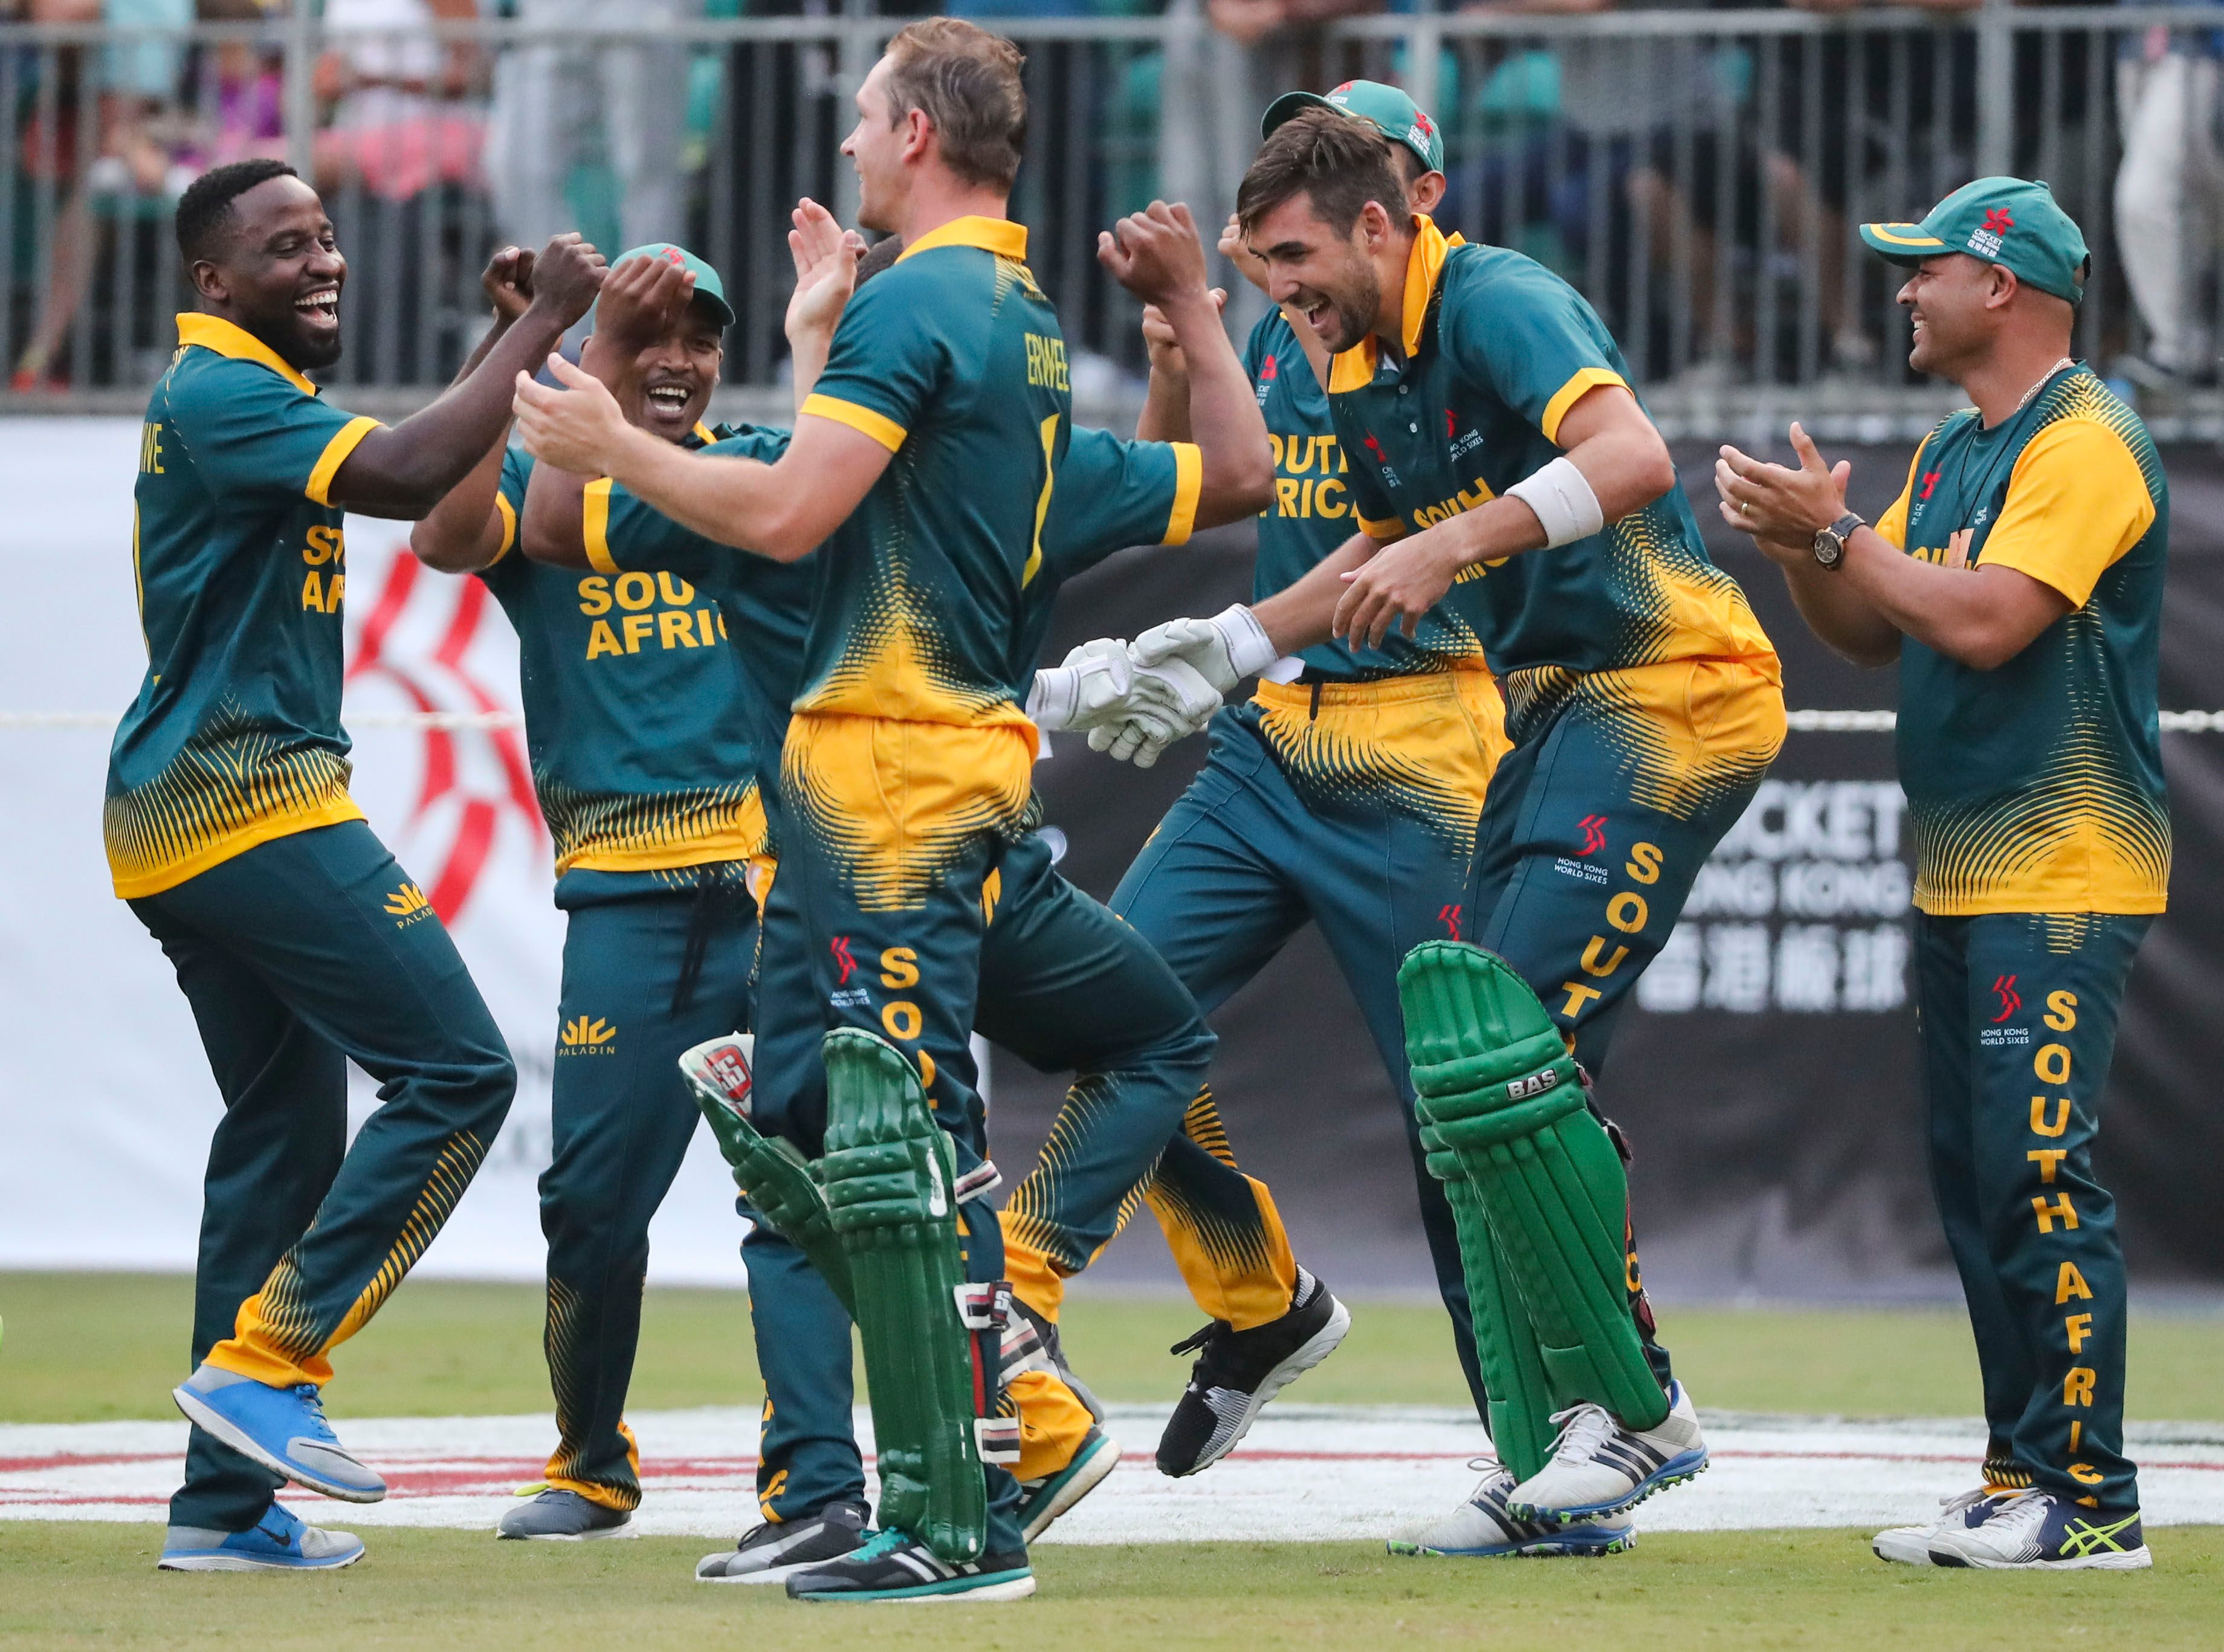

[1401,942,1669,1433]
[688,1092,855,1315]
[1421,1120,1559,1483]
[819,1028,986,1564]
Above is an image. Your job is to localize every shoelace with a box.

[849,1527,910,1563]
[291,1384,336,1436]
[1543,1402,1619,1465]
[1168,1320,1230,1360]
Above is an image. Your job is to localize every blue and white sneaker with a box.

[1017,1424,1121,1542]
[1389,1464,1634,1558]
[1873,1486,1993,1564]
[1924,1488,2152,1570]
[786,1529,1035,1603]
[158,1500,365,1572]
[1504,1380,1707,1523]
[172,1364,386,1504]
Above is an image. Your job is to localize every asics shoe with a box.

[1156,1268,1350,1477]
[1873,1487,1994,1564]
[1925,1488,2151,1570]
[1505,1379,1707,1523]
[696,1499,868,1583]
[497,1488,635,1541]
[158,1500,364,1572]
[172,1364,386,1504]
[1017,1424,1120,1542]
[1389,1464,1635,1558]
[786,1528,1035,1603]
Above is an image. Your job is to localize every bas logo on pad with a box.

[1506,1067,1560,1102]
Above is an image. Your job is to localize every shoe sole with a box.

[794,1569,1037,1604]
[1166,1297,1353,1477]
[697,1545,865,1584]
[1506,1447,1708,1525]
[501,1523,638,1542]
[1020,1433,1122,1543]
[1928,1546,2153,1570]
[1387,1530,1635,1559]
[158,1548,365,1573]
[1870,1531,1935,1565]
[171,1386,386,1506]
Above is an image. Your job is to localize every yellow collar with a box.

[692,419,717,445]
[175,312,320,396]
[895,215,1029,264]
[1325,217,1459,395]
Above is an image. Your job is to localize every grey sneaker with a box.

[1389,1464,1634,1558]
[1504,1379,1708,1523]
[497,1488,636,1541]
[696,1499,869,1584]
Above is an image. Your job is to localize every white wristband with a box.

[1505,455,1605,549]
[1209,604,1280,683]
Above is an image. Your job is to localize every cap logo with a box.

[662,247,687,265]
[1413,111,1435,140]
[1968,207,2012,259]
[1982,208,2014,234]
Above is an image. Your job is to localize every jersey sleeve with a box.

[1042,426,1202,581]
[172,360,381,503]
[487,448,531,567]
[1872,431,1930,550]
[797,269,950,454]
[1978,417,2158,607]
[589,429,794,581]
[1439,259,1629,446]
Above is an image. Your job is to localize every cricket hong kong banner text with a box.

[0,418,749,1283]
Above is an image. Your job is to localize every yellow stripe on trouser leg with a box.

[547,1422,641,1512]
[1000,1218,1067,1323]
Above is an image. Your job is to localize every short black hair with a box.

[176,159,299,265]
[855,235,904,287]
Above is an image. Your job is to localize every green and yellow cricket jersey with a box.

[1247,298,1484,680]
[795,217,1072,732]
[106,313,384,899]
[1876,367,2169,916]
[480,428,806,903]
[1325,218,1773,689]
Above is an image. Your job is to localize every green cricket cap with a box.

[1858,176,2089,303]
[604,242,734,329]
[1262,79,1443,176]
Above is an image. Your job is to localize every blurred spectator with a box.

[2115,12,2223,382]
[313,0,486,202]
[12,0,194,391]
[195,1,286,171]
[485,0,695,253]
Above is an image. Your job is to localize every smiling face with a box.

[1898,253,2000,379]
[842,57,911,236]
[621,297,725,443]
[192,173,348,370]
[1247,192,1386,357]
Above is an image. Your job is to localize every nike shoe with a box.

[171,1364,386,1504]
[696,1499,868,1583]
[1873,1487,1994,1564]
[1156,1268,1351,1477]
[1388,1464,1635,1558]
[785,1529,1035,1603]
[1504,1379,1707,1523]
[158,1500,364,1572]
[1018,1424,1121,1542]
[1925,1488,2152,1570]
[497,1488,636,1541]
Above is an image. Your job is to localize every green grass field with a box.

[3,1271,2220,1424]
[4,1528,2219,1651]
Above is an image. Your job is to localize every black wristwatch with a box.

[1812,510,1863,572]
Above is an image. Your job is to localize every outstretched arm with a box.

[410,247,536,573]
[330,234,604,518]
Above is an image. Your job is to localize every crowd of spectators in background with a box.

[1,0,2216,392]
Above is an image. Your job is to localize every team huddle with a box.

[113,13,2167,1602]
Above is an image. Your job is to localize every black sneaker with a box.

[786,1529,1035,1602]
[1156,1268,1351,1477]
[694,1499,868,1584]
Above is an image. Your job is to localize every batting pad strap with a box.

[975,1415,1022,1466]
[954,1280,1013,1333]
[953,1161,1003,1204]
[1505,455,1605,549]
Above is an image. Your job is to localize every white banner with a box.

[0,417,748,1284]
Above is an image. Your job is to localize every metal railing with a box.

[1,7,2219,437]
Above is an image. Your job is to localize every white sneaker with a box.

[1504,1379,1707,1522]
[1388,1464,1635,1558]
[1873,1487,1993,1564]
[1924,1488,2152,1570]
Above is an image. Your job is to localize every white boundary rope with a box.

[10,709,2224,732]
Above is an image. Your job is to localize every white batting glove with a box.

[1027,638,1133,731]
[1129,604,1279,697]
[1087,655,1222,767]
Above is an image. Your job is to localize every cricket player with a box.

[407,245,798,1539]
[514,20,1271,1602]
[1009,82,1539,1517]
[1089,109,1788,1538]
[1719,179,2164,1572]
[117,159,603,1572]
